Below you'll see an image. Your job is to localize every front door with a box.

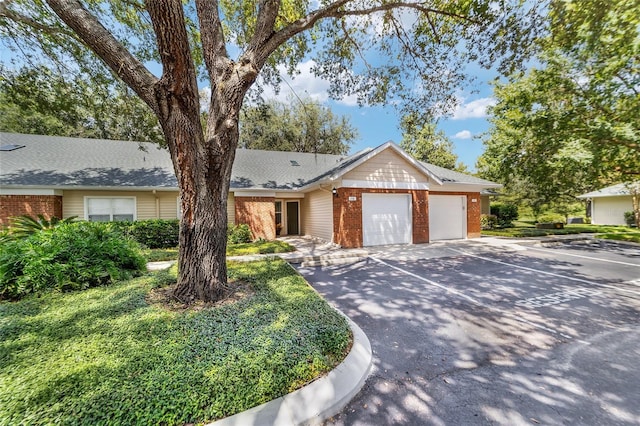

[286,201,299,235]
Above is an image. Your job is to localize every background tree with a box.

[0,0,545,303]
[0,66,164,143]
[239,98,356,155]
[399,113,467,171]
[477,0,639,220]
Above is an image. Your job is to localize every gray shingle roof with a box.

[420,161,500,186]
[577,183,635,198]
[0,132,499,190]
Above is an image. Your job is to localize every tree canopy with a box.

[0,66,163,143]
[239,98,356,155]
[0,0,546,302]
[399,113,466,171]
[477,0,639,216]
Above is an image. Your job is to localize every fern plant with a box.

[6,214,77,239]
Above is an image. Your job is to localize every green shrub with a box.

[0,221,146,300]
[481,214,498,230]
[624,211,636,227]
[227,224,252,244]
[6,214,77,239]
[537,213,565,224]
[112,219,180,249]
[490,203,519,228]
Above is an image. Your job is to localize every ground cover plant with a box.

[144,240,295,262]
[0,258,351,425]
[482,224,639,239]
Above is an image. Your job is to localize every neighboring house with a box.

[577,183,636,226]
[0,132,500,247]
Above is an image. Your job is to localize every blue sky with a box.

[256,60,498,171]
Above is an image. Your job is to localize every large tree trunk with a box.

[168,114,240,304]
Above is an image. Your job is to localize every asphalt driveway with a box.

[297,239,640,425]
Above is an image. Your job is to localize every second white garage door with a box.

[362,193,412,246]
[429,195,466,241]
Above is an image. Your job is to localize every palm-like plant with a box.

[6,215,77,239]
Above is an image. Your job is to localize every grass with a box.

[226,240,295,256]
[144,240,295,262]
[597,232,640,244]
[0,258,351,425]
[482,224,640,239]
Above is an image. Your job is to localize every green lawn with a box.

[597,232,640,244]
[144,240,295,262]
[0,259,350,425]
[482,224,638,238]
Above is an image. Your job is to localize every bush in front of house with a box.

[0,221,146,300]
[624,211,637,227]
[481,214,498,230]
[111,219,180,249]
[536,213,566,224]
[490,203,519,228]
[227,223,252,244]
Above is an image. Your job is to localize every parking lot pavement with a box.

[297,240,640,425]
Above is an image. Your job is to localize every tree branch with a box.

[145,0,200,121]
[194,0,230,81]
[256,0,478,66]
[44,0,158,110]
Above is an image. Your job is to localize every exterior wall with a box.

[332,188,429,248]
[302,189,333,241]
[481,195,491,215]
[343,148,428,184]
[430,191,482,238]
[0,195,62,226]
[234,196,276,240]
[227,194,235,226]
[592,196,633,225]
[64,190,154,219]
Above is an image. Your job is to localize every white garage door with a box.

[362,193,412,246]
[429,195,466,241]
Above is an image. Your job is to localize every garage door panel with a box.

[362,193,412,246]
[429,195,466,241]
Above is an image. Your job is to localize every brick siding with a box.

[0,195,63,226]
[234,196,276,240]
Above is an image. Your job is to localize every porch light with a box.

[332,187,338,197]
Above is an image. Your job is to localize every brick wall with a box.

[0,195,63,226]
[430,191,482,238]
[332,188,430,248]
[234,196,276,240]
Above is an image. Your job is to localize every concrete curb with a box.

[209,312,373,426]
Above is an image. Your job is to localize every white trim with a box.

[0,188,63,196]
[84,196,137,221]
[233,191,277,198]
[274,192,305,199]
[342,179,429,190]
[432,183,499,193]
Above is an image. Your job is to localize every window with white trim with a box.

[86,197,136,222]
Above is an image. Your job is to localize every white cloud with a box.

[253,60,358,107]
[454,130,473,140]
[451,97,496,120]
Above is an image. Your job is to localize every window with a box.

[275,201,282,235]
[86,197,135,222]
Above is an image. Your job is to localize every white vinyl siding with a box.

[227,193,236,225]
[362,193,412,246]
[591,196,633,225]
[343,148,428,184]
[302,189,333,241]
[85,197,136,222]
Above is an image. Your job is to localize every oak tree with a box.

[1,0,544,302]
[239,98,356,155]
